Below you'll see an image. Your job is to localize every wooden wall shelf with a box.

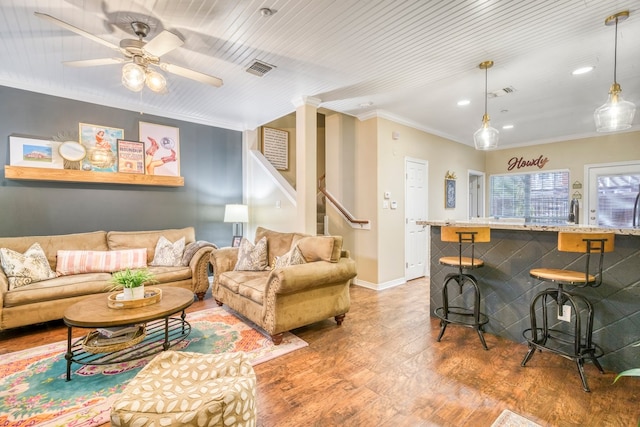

[4,166,184,187]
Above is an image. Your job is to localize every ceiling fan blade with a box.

[159,63,223,88]
[63,58,125,67]
[143,30,184,58]
[34,12,120,52]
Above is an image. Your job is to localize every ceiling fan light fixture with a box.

[473,60,499,150]
[122,62,145,92]
[145,69,167,93]
[594,10,635,132]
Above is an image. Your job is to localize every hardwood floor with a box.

[1,278,638,426]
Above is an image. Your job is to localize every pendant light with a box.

[594,11,635,132]
[473,60,499,150]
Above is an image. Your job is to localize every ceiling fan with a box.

[34,12,223,93]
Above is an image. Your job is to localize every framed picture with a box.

[232,236,242,248]
[9,135,63,169]
[139,122,180,177]
[262,127,288,170]
[445,178,456,209]
[117,140,145,174]
[79,123,123,172]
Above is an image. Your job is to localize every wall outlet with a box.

[558,304,572,322]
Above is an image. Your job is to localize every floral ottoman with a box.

[111,351,257,427]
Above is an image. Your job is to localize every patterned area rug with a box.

[491,409,542,427]
[0,306,307,426]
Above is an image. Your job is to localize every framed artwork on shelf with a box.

[232,236,242,248]
[445,178,456,209]
[117,140,145,174]
[79,123,123,172]
[139,122,180,177]
[262,127,289,171]
[9,135,63,169]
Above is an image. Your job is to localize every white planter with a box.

[123,286,145,300]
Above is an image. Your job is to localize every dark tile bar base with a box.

[429,225,640,372]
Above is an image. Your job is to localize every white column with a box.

[292,96,321,234]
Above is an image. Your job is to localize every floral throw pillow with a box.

[234,237,269,271]
[274,245,307,269]
[0,243,56,290]
[150,236,186,267]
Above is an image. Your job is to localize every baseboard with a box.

[352,277,406,291]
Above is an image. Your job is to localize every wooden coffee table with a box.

[63,287,194,381]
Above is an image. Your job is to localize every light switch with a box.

[383,201,389,209]
[391,201,398,209]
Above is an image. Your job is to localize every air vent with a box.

[488,86,516,98]
[246,60,275,77]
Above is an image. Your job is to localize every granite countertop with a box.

[417,220,640,236]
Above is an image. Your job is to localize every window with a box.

[490,170,569,224]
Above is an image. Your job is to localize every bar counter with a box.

[419,220,640,371]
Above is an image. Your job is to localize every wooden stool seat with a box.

[439,256,484,268]
[529,268,594,284]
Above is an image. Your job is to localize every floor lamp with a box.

[224,204,248,247]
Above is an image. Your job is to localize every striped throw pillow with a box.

[56,249,147,276]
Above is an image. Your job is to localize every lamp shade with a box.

[594,85,636,132]
[224,204,248,223]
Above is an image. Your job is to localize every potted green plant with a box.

[109,268,157,300]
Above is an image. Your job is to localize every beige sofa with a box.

[210,227,357,344]
[0,227,215,331]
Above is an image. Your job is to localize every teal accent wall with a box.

[0,86,242,247]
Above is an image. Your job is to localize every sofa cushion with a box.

[219,271,269,294]
[56,249,148,275]
[107,228,195,264]
[147,265,192,283]
[292,236,335,263]
[274,245,307,269]
[254,227,306,266]
[3,272,113,307]
[234,237,269,271]
[0,231,109,271]
[0,243,57,290]
[150,236,185,267]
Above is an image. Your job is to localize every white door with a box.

[586,161,640,226]
[405,158,428,280]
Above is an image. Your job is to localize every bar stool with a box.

[521,232,614,392]
[434,226,490,350]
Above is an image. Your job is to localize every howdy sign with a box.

[507,155,549,171]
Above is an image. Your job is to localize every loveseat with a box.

[0,227,215,331]
[210,227,357,344]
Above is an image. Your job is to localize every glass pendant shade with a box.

[594,83,636,132]
[122,63,145,92]
[474,60,498,150]
[474,114,499,150]
[145,70,167,93]
[595,11,635,132]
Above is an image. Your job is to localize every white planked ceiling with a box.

[0,0,638,148]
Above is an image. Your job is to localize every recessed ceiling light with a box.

[358,101,373,108]
[457,99,471,106]
[502,124,514,130]
[572,66,594,75]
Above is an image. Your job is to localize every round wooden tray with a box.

[107,287,162,309]
[82,326,146,353]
